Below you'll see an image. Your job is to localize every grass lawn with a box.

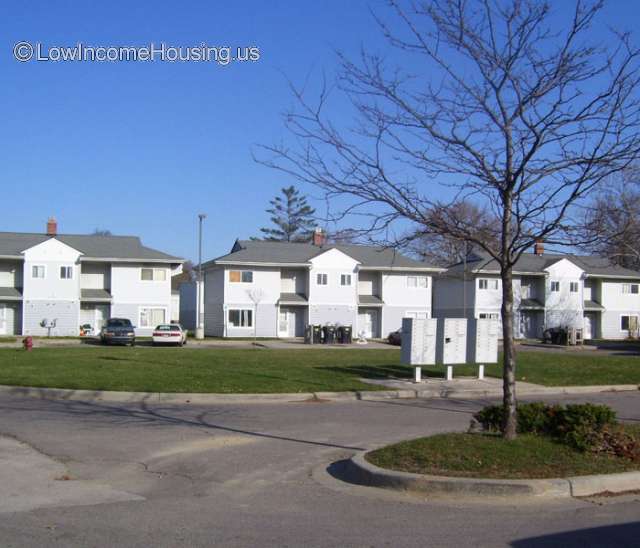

[366,428,640,479]
[0,346,638,393]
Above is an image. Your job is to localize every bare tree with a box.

[580,167,640,269]
[257,0,640,438]
[247,288,265,345]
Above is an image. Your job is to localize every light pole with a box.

[195,213,207,340]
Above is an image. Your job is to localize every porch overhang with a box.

[80,289,113,302]
[278,293,308,306]
[519,298,544,310]
[0,287,22,301]
[584,299,604,311]
[358,295,385,307]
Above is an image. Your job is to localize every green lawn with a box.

[366,430,640,479]
[0,346,638,393]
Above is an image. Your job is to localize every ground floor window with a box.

[620,315,639,332]
[228,309,253,328]
[140,308,166,327]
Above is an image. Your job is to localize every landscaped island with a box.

[367,403,640,479]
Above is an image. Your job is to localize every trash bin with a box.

[304,325,313,344]
[312,325,323,344]
[336,326,344,344]
[324,325,336,344]
[342,325,352,344]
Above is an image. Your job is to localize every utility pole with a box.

[195,213,207,340]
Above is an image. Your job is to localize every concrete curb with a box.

[0,382,637,405]
[346,452,640,498]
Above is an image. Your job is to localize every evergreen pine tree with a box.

[259,186,316,242]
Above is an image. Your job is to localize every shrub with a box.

[473,402,617,452]
[588,424,640,462]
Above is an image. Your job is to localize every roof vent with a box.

[312,227,326,247]
[46,217,57,236]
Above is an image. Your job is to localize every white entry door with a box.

[95,305,109,332]
[278,308,290,337]
[0,305,6,335]
[358,309,378,339]
[584,313,595,339]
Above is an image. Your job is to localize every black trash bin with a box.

[342,325,352,344]
[312,325,323,344]
[336,326,344,344]
[323,325,336,344]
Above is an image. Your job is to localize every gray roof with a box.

[584,299,605,310]
[0,232,182,262]
[278,292,308,304]
[445,252,640,279]
[207,239,439,270]
[358,295,384,306]
[80,289,112,301]
[0,287,22,300]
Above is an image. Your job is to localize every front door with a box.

[358,309,378,339]
[584,313,595,339]
[0,305,6,335]
[95,304,109,332]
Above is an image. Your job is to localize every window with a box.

[316,273,328,285]
[621,315,639,331]
[570,282,579,293]
[60,266,73,279]
[622,283,639,294]
[31,265,45,279]
[340,274,352,286]
[550,281,560,292]
[139,308,166,327]
[141,268,166,281]
[479,313,500,320]
[228,309,253,328]
[229,270,253,283]
[479,278,498,290]
[407,276,428,288]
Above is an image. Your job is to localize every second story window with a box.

[32,265,45,279]
[407,276,428,288]
[340,274,352,286]
[622,283,639,294]
[550,281,560,292]
[60,266,73,280]
[316,273,328,286]
[141,268,167,282]
[570,282,579,293]
[478,278,498,290]
[229,270,253,283]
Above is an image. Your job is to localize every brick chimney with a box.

[534,240,544,256]
[46,217,57,236]
[312,227,326,247]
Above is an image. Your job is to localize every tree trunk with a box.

[500,265,517,440]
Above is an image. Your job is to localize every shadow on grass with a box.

[318,364,413,380]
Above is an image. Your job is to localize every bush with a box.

[473,402,617,452]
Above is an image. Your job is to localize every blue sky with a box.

[1,1,639,262]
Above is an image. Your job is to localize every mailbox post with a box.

[400,318,437,383]
[435,318,468,380]
[467,319,500,379]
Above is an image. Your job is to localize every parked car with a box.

[388,330,402,346]
[152,324,188,347]
[100,318,136,346]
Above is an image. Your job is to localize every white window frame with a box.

[31,265,46,279]
[140,268,167,282]
[316,273,328,286]
[478,278,498,290]
[340,274,352,286]
[407,276,428,289]
[139,307,167,328]
[620,314,639,332]
[60,266,73,280]
[228,270,253,284]
[227,308,253,328]
[550,281,560,292]
[569,282,579,293]
[622,283,639,294]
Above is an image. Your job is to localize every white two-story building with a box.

[198,232,441,338]
[434,243,640,340]
[0,219,183,337]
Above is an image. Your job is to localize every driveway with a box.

[0,391,639,547]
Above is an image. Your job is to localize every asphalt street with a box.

[0,390,639,547]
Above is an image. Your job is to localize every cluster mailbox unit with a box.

[401,317,499,382]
